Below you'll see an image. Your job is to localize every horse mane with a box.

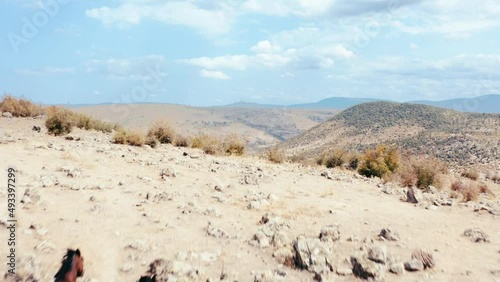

[54,249,78,280]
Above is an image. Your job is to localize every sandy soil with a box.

[0,117,499,282]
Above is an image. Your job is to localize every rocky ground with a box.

[1,117,500,282]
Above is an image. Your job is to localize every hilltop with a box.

[283,101,500,167]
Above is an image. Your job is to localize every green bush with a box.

[358,145,400,178]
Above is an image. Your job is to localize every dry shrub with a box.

[72,113,118,133]
[112,129,127,144]
[346,152,361,170]
[1,95,44,117]
[174,135,190,147]
[147,120,176,144]
[451,180,479,202]
[126,130,145,146]
[317,149,346,168]
[45,106,73,136]
[267,146,285,164]
[112,129,145,146]
[485,171,500,183]
[397,155,447,190]
[191,134,221,155]
[462,168,479,181]
[145,136,158,148]
[358,145,400,178]
[223,135,246,156]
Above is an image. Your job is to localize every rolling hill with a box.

[282,101,500,167]
[218,95,500,114]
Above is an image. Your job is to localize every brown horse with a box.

[54,249,84,282]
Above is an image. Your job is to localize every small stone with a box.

[389,262,405,275]
[463,228,490,243]
[319,225,341,243]
[120,264,134,272]
[379,228,400,241]
[404,259,424,271]
[2,112,13,118]
[368,246,387,264]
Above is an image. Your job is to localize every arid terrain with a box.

[1,116,500,282]
[72,104,336,151]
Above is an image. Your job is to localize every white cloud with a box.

[199,69,231,80]
[86,1,236,36]
[16,66,75,76]
[250,40,282,53]
[182,55,251,70]
[86,55,167,80]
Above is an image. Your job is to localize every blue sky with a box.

[1,0,500,106]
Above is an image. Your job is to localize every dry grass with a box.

[396,155,447,190]
[112,129,145,147]
[145,136,159,148]
[147,120,176,144]
[267,146,285,164]
[451,180,479,202]
[222,135,246,156]
[462,168,479,181]
[1,95,44,117]
[191,134,221,155]
[174,135,190,147]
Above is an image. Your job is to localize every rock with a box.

[367,246,387,264]
[248,199,269,210]
[406,187,419,203]
[293,237,334,277]
[379,228,400,241]
[411,249,435,269]
[336,266,353,276]
[21,187,41,205]
[206,224,229,239]
[121,264,134,272]
[2,112,13,118]
[319,225,341,243]
[351,253,385,281]
[463,228,490,243]
[127,240,151,252]
[40,174,59,187]
[389,262,405,275]
[34,241,55,253]
[144,259,203,281]
[4,255,43,281]
[160,167,176,179]
[404,259,424,271]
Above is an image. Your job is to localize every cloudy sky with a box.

[1,0,500,106]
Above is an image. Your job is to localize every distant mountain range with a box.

[220,94,500,114]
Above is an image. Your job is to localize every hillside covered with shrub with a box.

[283,101,500,167]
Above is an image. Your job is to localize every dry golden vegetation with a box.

[267,146,286,164]
[147,120,176,144]
[1,95,44,117]
[395,154,447,190]
[45,106,120,136]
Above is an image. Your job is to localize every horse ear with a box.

[75,249,81,256]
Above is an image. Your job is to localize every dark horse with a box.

[54,249,84,282]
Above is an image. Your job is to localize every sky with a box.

[1,0,500,106]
